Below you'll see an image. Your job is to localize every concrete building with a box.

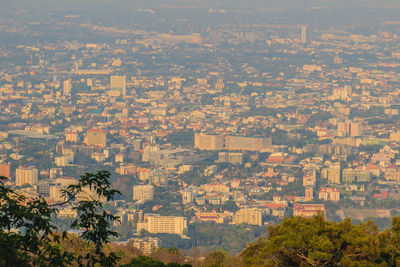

[342,168,371,184]
[328,162,341,184]
[65,131,79,143]
[224,136,272,151]
[337,121,362,137]
[63,79,72,95]
[137,214,187,236]
[304,186,314,202]
[301,25,307,44]
[110,75,126,96]
[217,152,244,165]
[85,129,107,148]
[318,187,340,202]
[194,133,224,150]
[390,131,400,142]
[0,162,11,179]
[15,165,39,186]
[182,188,196,204]
[146,148,204,168]
[130,237,161,255]
[293,203,326,218]
[232,208,263,226]
[303,168,317,187]
[133,184,154,201]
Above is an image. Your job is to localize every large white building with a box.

[133,184,154,201]
[15,165,38,186]
[63,79,72,95]
[137,214,187,236]
[232,208,263,226]
[110,75,126,96]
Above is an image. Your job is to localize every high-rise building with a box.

[305,186,314,202]
[342,168,371,184]
[0,162,11,179]
[133,184,154,201]
[337,121,362,137]
[131,237,161,256]
[390,131,400,142]
[318,187,340,202]
[63,79,72,95]
[194,133,224,150]
[85,129,107,147]
[15,165,38,186]
[349,122,362,137]
[224,136,272,151]
[328,162,341,184]
[232,208,263,226]
[182,188,196,204]
[137,214,187,236]
[303,168,317,186]
[65,131,79,143]
[194,133,272,151]
[301,26,307,44]
[110,75,126,96]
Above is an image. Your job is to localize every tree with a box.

[222,200,239,212]
[0,170,121,267]
[121,255,191,267]
[241,215,400,267]
[62,170,121,266]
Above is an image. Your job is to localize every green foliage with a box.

[241,215,400,266]
[122,255,191,267]
[0,176,73,266]
[222,200,239,212]
[0,171,121,267]
[164,130,194,146]
[62,170,121,266]
[189,223,265,254]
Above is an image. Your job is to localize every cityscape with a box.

[1,0,400,266]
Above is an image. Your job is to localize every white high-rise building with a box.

[15,165,39,186]
[133,184,154,201]
[110,75,126,96]
[137,214,187,236]
[63,79,72,95]
[301,26,307,44]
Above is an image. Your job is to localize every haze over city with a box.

[1,0,400,266]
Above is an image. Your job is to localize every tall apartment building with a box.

[301,25,307,44]
[319,187,340,202]
[328,162,341,184]
[182,188,196,204]
[390,131,400,142]
[63,79,72,95]
[232,208,263,226]
[194,133,272,152]
[0,162,11,179]
[304,186,314,202]
[85,129,107,147]
[133,184,154,201]
[342,168,371,184]
[224,136,272,151]
[194,133,224,150]
[65,131,79,143]
[15,165,38,186]
[131,237,161,255]
[303,168,317,186]
[110,75,126,96]
[137,214,187,236]
[337,121,362,137]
